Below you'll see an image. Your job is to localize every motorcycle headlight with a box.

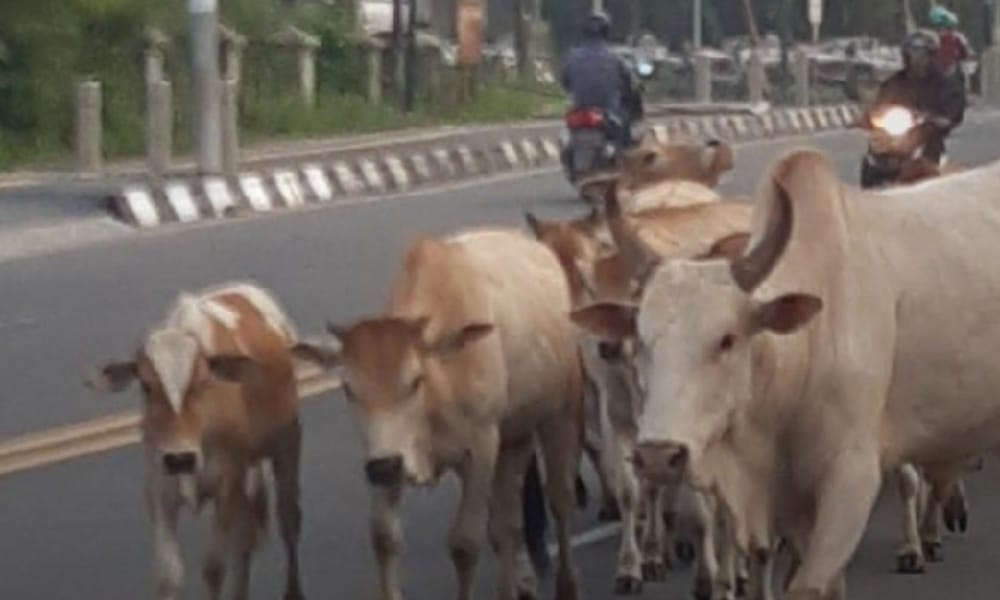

[635,60,655,79]
[873,106,916,137]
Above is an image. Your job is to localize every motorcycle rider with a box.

[930,5,971,123]
[866,30,965,164]
[560,10,644,150]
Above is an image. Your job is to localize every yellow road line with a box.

[0,373,342,478]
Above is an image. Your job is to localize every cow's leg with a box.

[919,465,965,563]
[714,505,739,600]
[371,485,405,600]
[488,439,536,600]
[786,452,880,599]
[639,483,667,582]
[226,467,269,600]
[894,463,926,574]
[942,478,968,534]
[272,419,305,600]
[692,490,722,600]
[747,546,776,600]
[610,430,643,594]
[584,430,619,520]
[538,416,583,600]
[584,378,619,521]
[147,476,183,600]
[450,430,499,600]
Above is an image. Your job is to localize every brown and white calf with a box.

[86,282,305,600]
[294,228,584,600]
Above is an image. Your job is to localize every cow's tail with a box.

[522,453,551,575]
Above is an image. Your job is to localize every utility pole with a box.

[693,0,703,49]
[392,0,405,105]
[188,0,222,175]
[403,0,418,111]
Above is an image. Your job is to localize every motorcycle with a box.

[858,105,946,189]
[560,55,656,202]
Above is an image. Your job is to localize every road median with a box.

[110,103,861,229]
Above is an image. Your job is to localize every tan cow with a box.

[582,149,1000,599]
[293,228,584,600]
[528,189,754,598]
[86,282,305,600]
[580,138,735,211]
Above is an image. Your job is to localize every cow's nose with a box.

[163,452,198,475]
[633,441,689,482]
[598,341,623,361]
[365,456,404,488]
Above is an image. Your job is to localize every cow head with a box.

[87,328,255,500]
[575,162,823,488]
[293,316,494,489]
[618,138,735,190]
[525,209,614,305]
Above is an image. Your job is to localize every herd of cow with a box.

[83,129,1000,600]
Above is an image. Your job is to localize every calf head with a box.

[617,138,735,190]
[574,165,823,488]
[88,328,255,498]
[293,316,494,489]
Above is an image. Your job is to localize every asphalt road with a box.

[2,117,1000,599]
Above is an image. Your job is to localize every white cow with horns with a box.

[572,149,1000,599]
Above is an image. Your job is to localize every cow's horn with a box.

[730,183,793,292]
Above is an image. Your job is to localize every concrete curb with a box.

[111,104,862,229]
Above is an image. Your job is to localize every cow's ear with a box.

[696,232,751,262]
[292,338,343,371]
[207,355,256,383]
[425,323,495,356]
[751,294,823,335]
[569,303,638,341]
[86,361,138,394]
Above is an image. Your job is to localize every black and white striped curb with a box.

[112,104,861,229]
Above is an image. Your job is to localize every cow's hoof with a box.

[943,495,968,533]
[574,475,589,509]
[675,540,697,565]
[896,550,925,574]
[614,575,643,595]
[642,560,668,582]
[735,575,749,597]
[598,501,622,522]
[517,590,538,600]
[923,541,944,563]
[283,592,305,600]
[693,577,712,600]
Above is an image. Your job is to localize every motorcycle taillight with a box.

[565,109,604,129]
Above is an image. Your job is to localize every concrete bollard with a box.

[366,47,382,105]
[146,80,172,178]
[221,78,240,176]
[983,48,1000,108]
[747,50,767,104]
[75,81,102,174]
[298,47,316,107]
[794,49,811,107]
[694,53,712,103]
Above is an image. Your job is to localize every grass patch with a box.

[0,83,562,171]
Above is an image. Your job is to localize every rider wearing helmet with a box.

[868,30,965,163]
[560,11,643,148]
[930,5,971,79]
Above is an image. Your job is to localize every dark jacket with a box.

[561,40,634,117]
[873,67,965,129]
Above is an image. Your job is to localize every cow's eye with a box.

[718,333,736,352]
